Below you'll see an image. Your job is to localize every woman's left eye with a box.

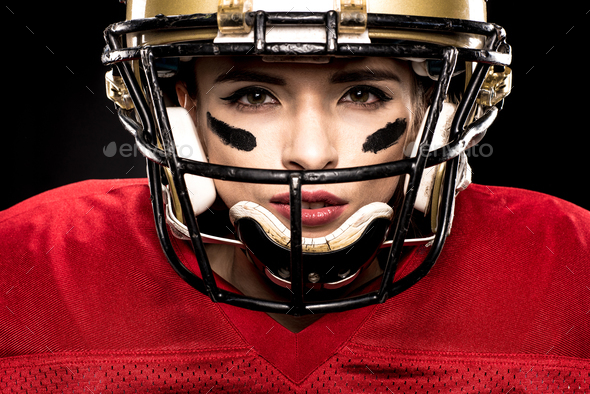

[241,91,272,105]
[349,88,372,103]
[340,86,391,106]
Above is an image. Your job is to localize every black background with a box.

[2,2,588,211]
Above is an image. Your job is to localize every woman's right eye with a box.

[221,88,278,108]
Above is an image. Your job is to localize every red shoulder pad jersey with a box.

[1,179,589,393]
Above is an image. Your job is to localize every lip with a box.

[270,190,349,227]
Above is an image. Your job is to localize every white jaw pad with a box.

[229,201,393,253]
[405,103,457,213]
[166,107,216,216]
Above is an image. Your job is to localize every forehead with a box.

[192,56,414,85]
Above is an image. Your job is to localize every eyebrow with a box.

[212,67,402,86]
[214,69,287,86]
[329,68,401,84]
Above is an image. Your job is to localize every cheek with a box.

[337,123,408,167]
[206,112,257,152]
[364,175,401,204]
[338,104,412,160]
[213,180,246,209]
[361,118,407,154]
[198,112,266,166]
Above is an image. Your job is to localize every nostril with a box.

[283,144,338,171]
[281,117,339,170]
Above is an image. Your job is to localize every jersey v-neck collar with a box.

[172,235,423,383]
[218,300,375,383]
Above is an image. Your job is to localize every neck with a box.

[205,244,382,333]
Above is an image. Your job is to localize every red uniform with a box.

[1,179,589,393]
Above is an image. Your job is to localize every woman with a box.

[1,0,588,391]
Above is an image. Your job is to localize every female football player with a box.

[173,55,425,331]
[1,1,588,392]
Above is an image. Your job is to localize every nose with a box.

[281,109,338,171]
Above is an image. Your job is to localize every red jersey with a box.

[1,179,588,393]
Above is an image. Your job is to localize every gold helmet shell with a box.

[127,0,486,22]
[124,0,489,49]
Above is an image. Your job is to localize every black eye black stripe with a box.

[207,112,257,152]
[362,118,407,154]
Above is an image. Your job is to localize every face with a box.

[176,56,417,239]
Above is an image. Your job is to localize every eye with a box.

[349,88,371,103]
[220,87,278,108]
[340,85,392,106]
[244,90,269,105]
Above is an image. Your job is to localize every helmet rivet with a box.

[308,272,320,283]
[278,267,290,279]
[338,269,351,279]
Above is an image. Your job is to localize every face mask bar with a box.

[103,10,510,315]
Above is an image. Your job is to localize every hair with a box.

[409,74,431,142]
[177,59,200,100]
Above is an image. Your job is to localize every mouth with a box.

[269,190,348,227]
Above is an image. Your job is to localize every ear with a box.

[175,81,197,115]
[174,80,206,153]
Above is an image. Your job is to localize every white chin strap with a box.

[404,103,472,214]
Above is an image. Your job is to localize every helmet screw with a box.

[338,269,351,279]
[308,272,320,283]
[277,267,290,279]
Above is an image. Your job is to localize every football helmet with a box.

[102,0,512,315]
